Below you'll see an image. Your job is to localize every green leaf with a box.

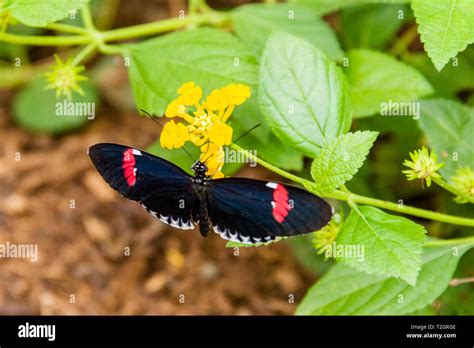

[310,131,378,193]
[232,3,343,60]
[337,206,426,285]
[12,76,97,134]
[412,0,474,71]
[259,32,351,157]
[340,3,412,50]
[10,0,88,27]
[344,49,433,118]
[418,99,474,179]
[253,133,304,171]
[296,240,473,315]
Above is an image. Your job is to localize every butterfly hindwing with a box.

[88,143,198,229]
[207,178,333,244]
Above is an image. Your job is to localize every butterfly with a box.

[88,143,333,244]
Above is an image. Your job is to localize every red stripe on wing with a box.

[272,184,291,223]
[122,148,137,186]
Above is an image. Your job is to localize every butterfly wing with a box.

[88,143,198,229]
[207,178,332,244]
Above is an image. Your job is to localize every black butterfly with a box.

[88,143,332,244]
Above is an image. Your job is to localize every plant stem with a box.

[70,42,97,66]
[231,143,306,186]
[81,4,96,32]
[101,12,229,42]
[0,31,89,46]
[45,23,88,35]
[341,191,474,226]
[449,277,474,286]
[425,236,474,247]
[231,143,474,227]
[433,176,474,203]
[389,24,419,56]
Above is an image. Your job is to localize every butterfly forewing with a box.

[88,143,198,229]
[207,178,333,244]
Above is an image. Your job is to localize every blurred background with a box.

[0,0,472,315]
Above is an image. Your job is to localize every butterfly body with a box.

[88,143,332,244]
[190,161,211,237]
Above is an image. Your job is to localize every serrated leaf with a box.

[12,76,97,134]
[340,3,412,50]
[337,206,426,285]
[232,3,342,60]
[412,0,474,71]
[296,240,473,315]
[418,99,474,179]
[225,237,285,248]
[10,0,88,27]
[345,49,433,118]
[311,131,378,193]
[259,32,351,157]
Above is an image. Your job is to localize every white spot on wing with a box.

[266,182,278,189]
[212,225,274,245]
[132,149,142,155]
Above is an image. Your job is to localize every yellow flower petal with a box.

[208,122,233,146]
[204,88,227,111]
[221,83,251,105]
[177,81,202,105]
[160,120,190,149]
[200,143,225,178]
[165,97,187,118]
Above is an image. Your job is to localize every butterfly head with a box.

[192,161,208,176]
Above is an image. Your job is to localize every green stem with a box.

[97,41,124,55]
[340,192,474,227]
[231,144,474,228]
[70,42,97,66]
[101,12,229,42]
[45,23,88,35]
[231,143,306,186]
[0,31,89,45]
[425,236,474,247]
[81,4,96,31]
[389,24,419,56]
[433,176,474,203]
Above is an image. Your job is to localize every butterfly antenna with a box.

[232,123,261,144]
[140,109,196,162]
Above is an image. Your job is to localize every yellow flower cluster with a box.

[312,217,340,257]
[160,81,250,178]
[402,146,444,187]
